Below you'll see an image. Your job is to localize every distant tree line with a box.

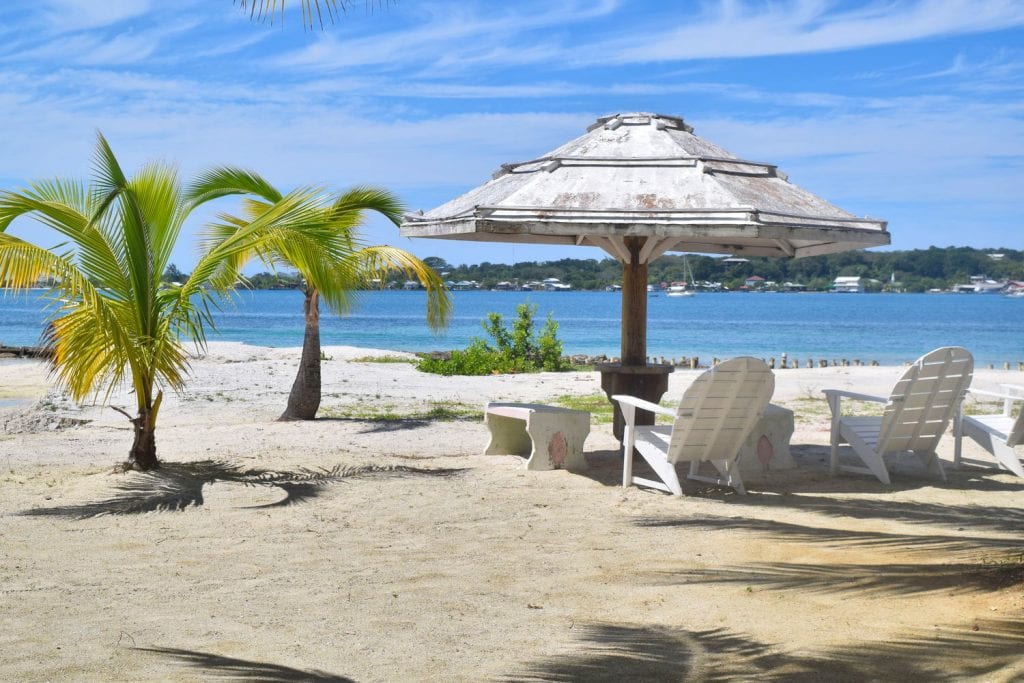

[420,247,1024,293]
[162,246,1024,293]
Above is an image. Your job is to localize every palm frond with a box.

[186,166,283,208]
[89,132,130,225]
[330,186,404,226]
[0,183,130,295]
[343,245,452,329]
[235,0,365,30]
[131,161,187,278]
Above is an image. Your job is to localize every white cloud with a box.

[273,0,619,72]
[594,0,1024,63]
[7,18,200,66]
[42,0,152,31]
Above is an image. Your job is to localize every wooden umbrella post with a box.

[598,236,674,442]
[621,237,647,366]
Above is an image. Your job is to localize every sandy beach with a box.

[1,342,1022,681]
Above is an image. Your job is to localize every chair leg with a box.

[862,451,892,484]
[724,459,746,495]
[622,424,635,489]
[915,450,946,481]
[689,459,746,495]
[953,406,963,469]
[992,441,1024,478]
[829,434,841,476]
[843,430,891,484]
[637,448,682,496]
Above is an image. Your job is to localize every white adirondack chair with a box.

[823,347,973,484]
[613,357,774,496]
[954,384,1024,478]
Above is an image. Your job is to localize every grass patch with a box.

[962,399,1021,417]
[320,400,482,422]
[789,397,832,423]
[552,394,676,425]
[351,355,415,364]
[553,394,615,424]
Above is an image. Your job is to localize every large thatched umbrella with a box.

[401,112,889,438]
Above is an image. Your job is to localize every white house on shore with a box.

[833,276,864,293]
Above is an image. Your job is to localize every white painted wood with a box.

[613,357,774,496]
[484,402,590,471]
[587,235,631,263]
[955,385,1024,478]
[401,112,890,259]
[638,237,681,264]
[824,347,973,484]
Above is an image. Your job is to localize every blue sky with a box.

[1,0,1022,269]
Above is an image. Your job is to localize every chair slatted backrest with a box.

[878,347,973,454]
[666,357,775,464]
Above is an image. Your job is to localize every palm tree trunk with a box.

[124,390,162,471]
[279,286,322,421]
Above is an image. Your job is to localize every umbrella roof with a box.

[400,112,889,261]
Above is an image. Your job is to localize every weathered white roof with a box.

[401,112,889,261]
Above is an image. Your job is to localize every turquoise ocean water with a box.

[1,289,1021,366]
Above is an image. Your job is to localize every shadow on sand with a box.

[580,443,1024,497]
[503,619,1024,682]
[138,647,353,682]
[19,460,465,518]
[635,514,1021,555]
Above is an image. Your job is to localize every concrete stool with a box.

[484,402,590,471]
[736,403,796,475]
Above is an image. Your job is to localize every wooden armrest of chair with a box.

[968,388,1024,402]
[822,389,887,403]
[612,394,676,420]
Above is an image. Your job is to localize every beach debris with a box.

[1,392,90,434]
[0,344,52,359]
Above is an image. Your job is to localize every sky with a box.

[1,0,1022,269]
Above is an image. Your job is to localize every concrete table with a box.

[484,402,590,471]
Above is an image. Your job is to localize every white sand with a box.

[1,342,1022,681]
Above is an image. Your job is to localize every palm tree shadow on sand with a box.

[137,647,353,682]
[19,460,465,518]
[581,444,1024,496]
[503,619,1024,681]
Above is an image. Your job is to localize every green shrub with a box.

[418,304,568,375]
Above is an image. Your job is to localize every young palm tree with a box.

[187,168,451,421]
[0,133,354,470]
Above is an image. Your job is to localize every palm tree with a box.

[0,133,351,470]
[235,0,390,30]
[187,168,450,421]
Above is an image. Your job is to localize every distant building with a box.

[402,280,424,290]
[833,276,864,293]
[952,275,1005,294]
[782,282,806,292]
[542,277,571,291]
[744,275,765,288]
